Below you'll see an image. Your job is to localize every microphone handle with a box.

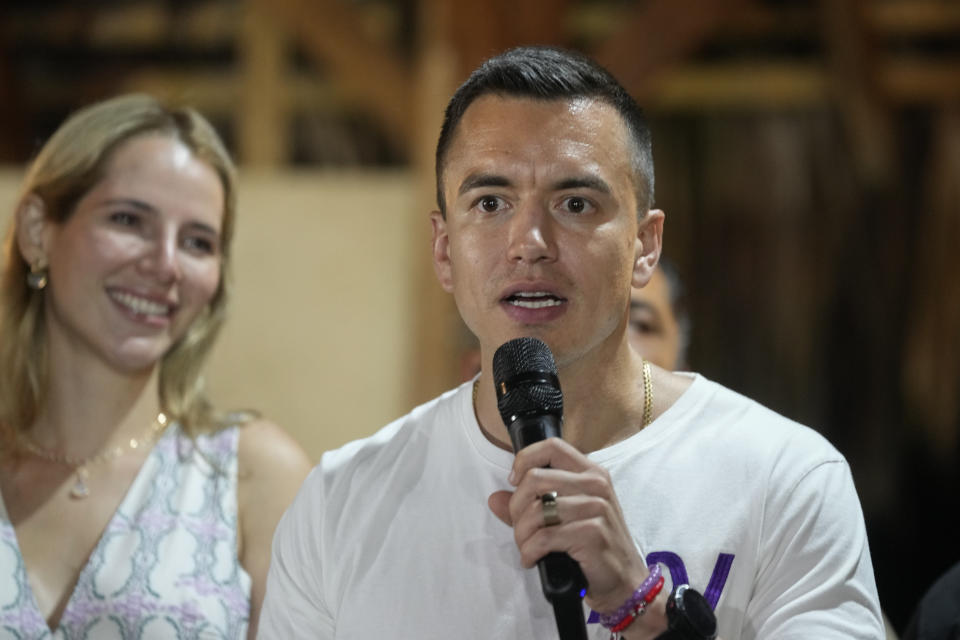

[539,551,588,600]
[509,415,589,639]
[508,412,562,451]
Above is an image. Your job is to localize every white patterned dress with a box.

[0,425,251,639]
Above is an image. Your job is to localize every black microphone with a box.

[493,337,588,639]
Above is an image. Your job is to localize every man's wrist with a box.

[597,565,665,630]
[619,584,720,640]
[615,586,669,639]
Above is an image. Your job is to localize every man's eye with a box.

[562,196,592,214]
[479,196,501,212]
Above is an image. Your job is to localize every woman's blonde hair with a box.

[0,93,238,441]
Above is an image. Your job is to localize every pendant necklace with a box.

[18,413,169,499]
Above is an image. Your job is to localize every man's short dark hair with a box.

[435,46,654,217]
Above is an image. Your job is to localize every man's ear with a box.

[430,211,455,293]
[632,209,665,288]
[15,194,51,266]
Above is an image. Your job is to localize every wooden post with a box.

[819,0,895,186]
[239,0,287,167]
[408,0,462,405]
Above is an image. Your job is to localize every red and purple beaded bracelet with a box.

[599,563,666,634]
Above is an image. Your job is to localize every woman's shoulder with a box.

[235,416,312,483]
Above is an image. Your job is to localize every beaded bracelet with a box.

[609,575,665,633]
[598,563,664,629]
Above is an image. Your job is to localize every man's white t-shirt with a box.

[259,374,883,639]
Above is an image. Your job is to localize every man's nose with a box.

[506,202,557,264]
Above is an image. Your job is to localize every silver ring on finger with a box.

[541,491,561,527]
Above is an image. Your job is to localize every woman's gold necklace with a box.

[17,413,169,499]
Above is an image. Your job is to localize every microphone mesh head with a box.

[492,337,563,424]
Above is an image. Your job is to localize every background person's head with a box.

[628,259,690,371]
[0,93,238,434]
[435,46,655,220]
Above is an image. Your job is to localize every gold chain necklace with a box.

[470,359,654,430]
[641,358,653,428]
[17,413,169,499]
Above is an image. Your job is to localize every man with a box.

[901,561,960,640]
[628,260,690,371]
[259,46,882,639]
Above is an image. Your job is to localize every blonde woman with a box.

[0,94,311,638]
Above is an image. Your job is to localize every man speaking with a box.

[259,46,883,639]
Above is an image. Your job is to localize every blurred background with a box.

[0,0,957,631]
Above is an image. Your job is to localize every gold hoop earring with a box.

[26,260,48,290]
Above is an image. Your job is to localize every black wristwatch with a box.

[657,584,718,640]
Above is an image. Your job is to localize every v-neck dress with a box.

[0,424,251,639]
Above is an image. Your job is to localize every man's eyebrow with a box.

[553,176,611,194]
[458,173,511,196]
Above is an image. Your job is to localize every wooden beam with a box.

[238,1,287,167]
[882,58,960,105]
[1,3,239,49]
[256,0,412,152]
[408,0,462,405]
[819,0,897,186]
[18,56,960,121]
[449,0,569,75]
[872,0,960,36]
[571,2,812,43]
[117,71,239,113]
[8,0,960,52]
[723,0,960,38]
[902,109,960,456]
[573,0,960,46]
[106,71,332,117]
[647,62,828,110]
[648,59,960,110]
[593,0,751,100]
